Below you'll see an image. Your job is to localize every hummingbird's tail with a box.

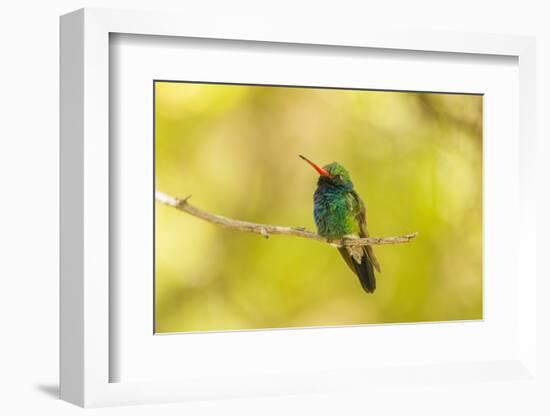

[338,246,376,293]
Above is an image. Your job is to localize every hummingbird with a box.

[300,155,381,293]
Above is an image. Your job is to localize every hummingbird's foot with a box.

[341,234,358,244]
[259,227,269,239]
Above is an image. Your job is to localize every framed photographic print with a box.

[60,8,538,408]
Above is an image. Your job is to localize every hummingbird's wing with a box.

[337,191,378,293]
[351,191,381,273]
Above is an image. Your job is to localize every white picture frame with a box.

[60,7,537,408]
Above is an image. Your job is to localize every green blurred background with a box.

[154,81,482,333]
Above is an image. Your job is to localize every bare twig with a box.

[155,191,417,247]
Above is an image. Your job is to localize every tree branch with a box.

[155,191,417,247]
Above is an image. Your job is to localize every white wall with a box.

[1,1,548,415]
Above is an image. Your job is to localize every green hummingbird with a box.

[300,155,381,293]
